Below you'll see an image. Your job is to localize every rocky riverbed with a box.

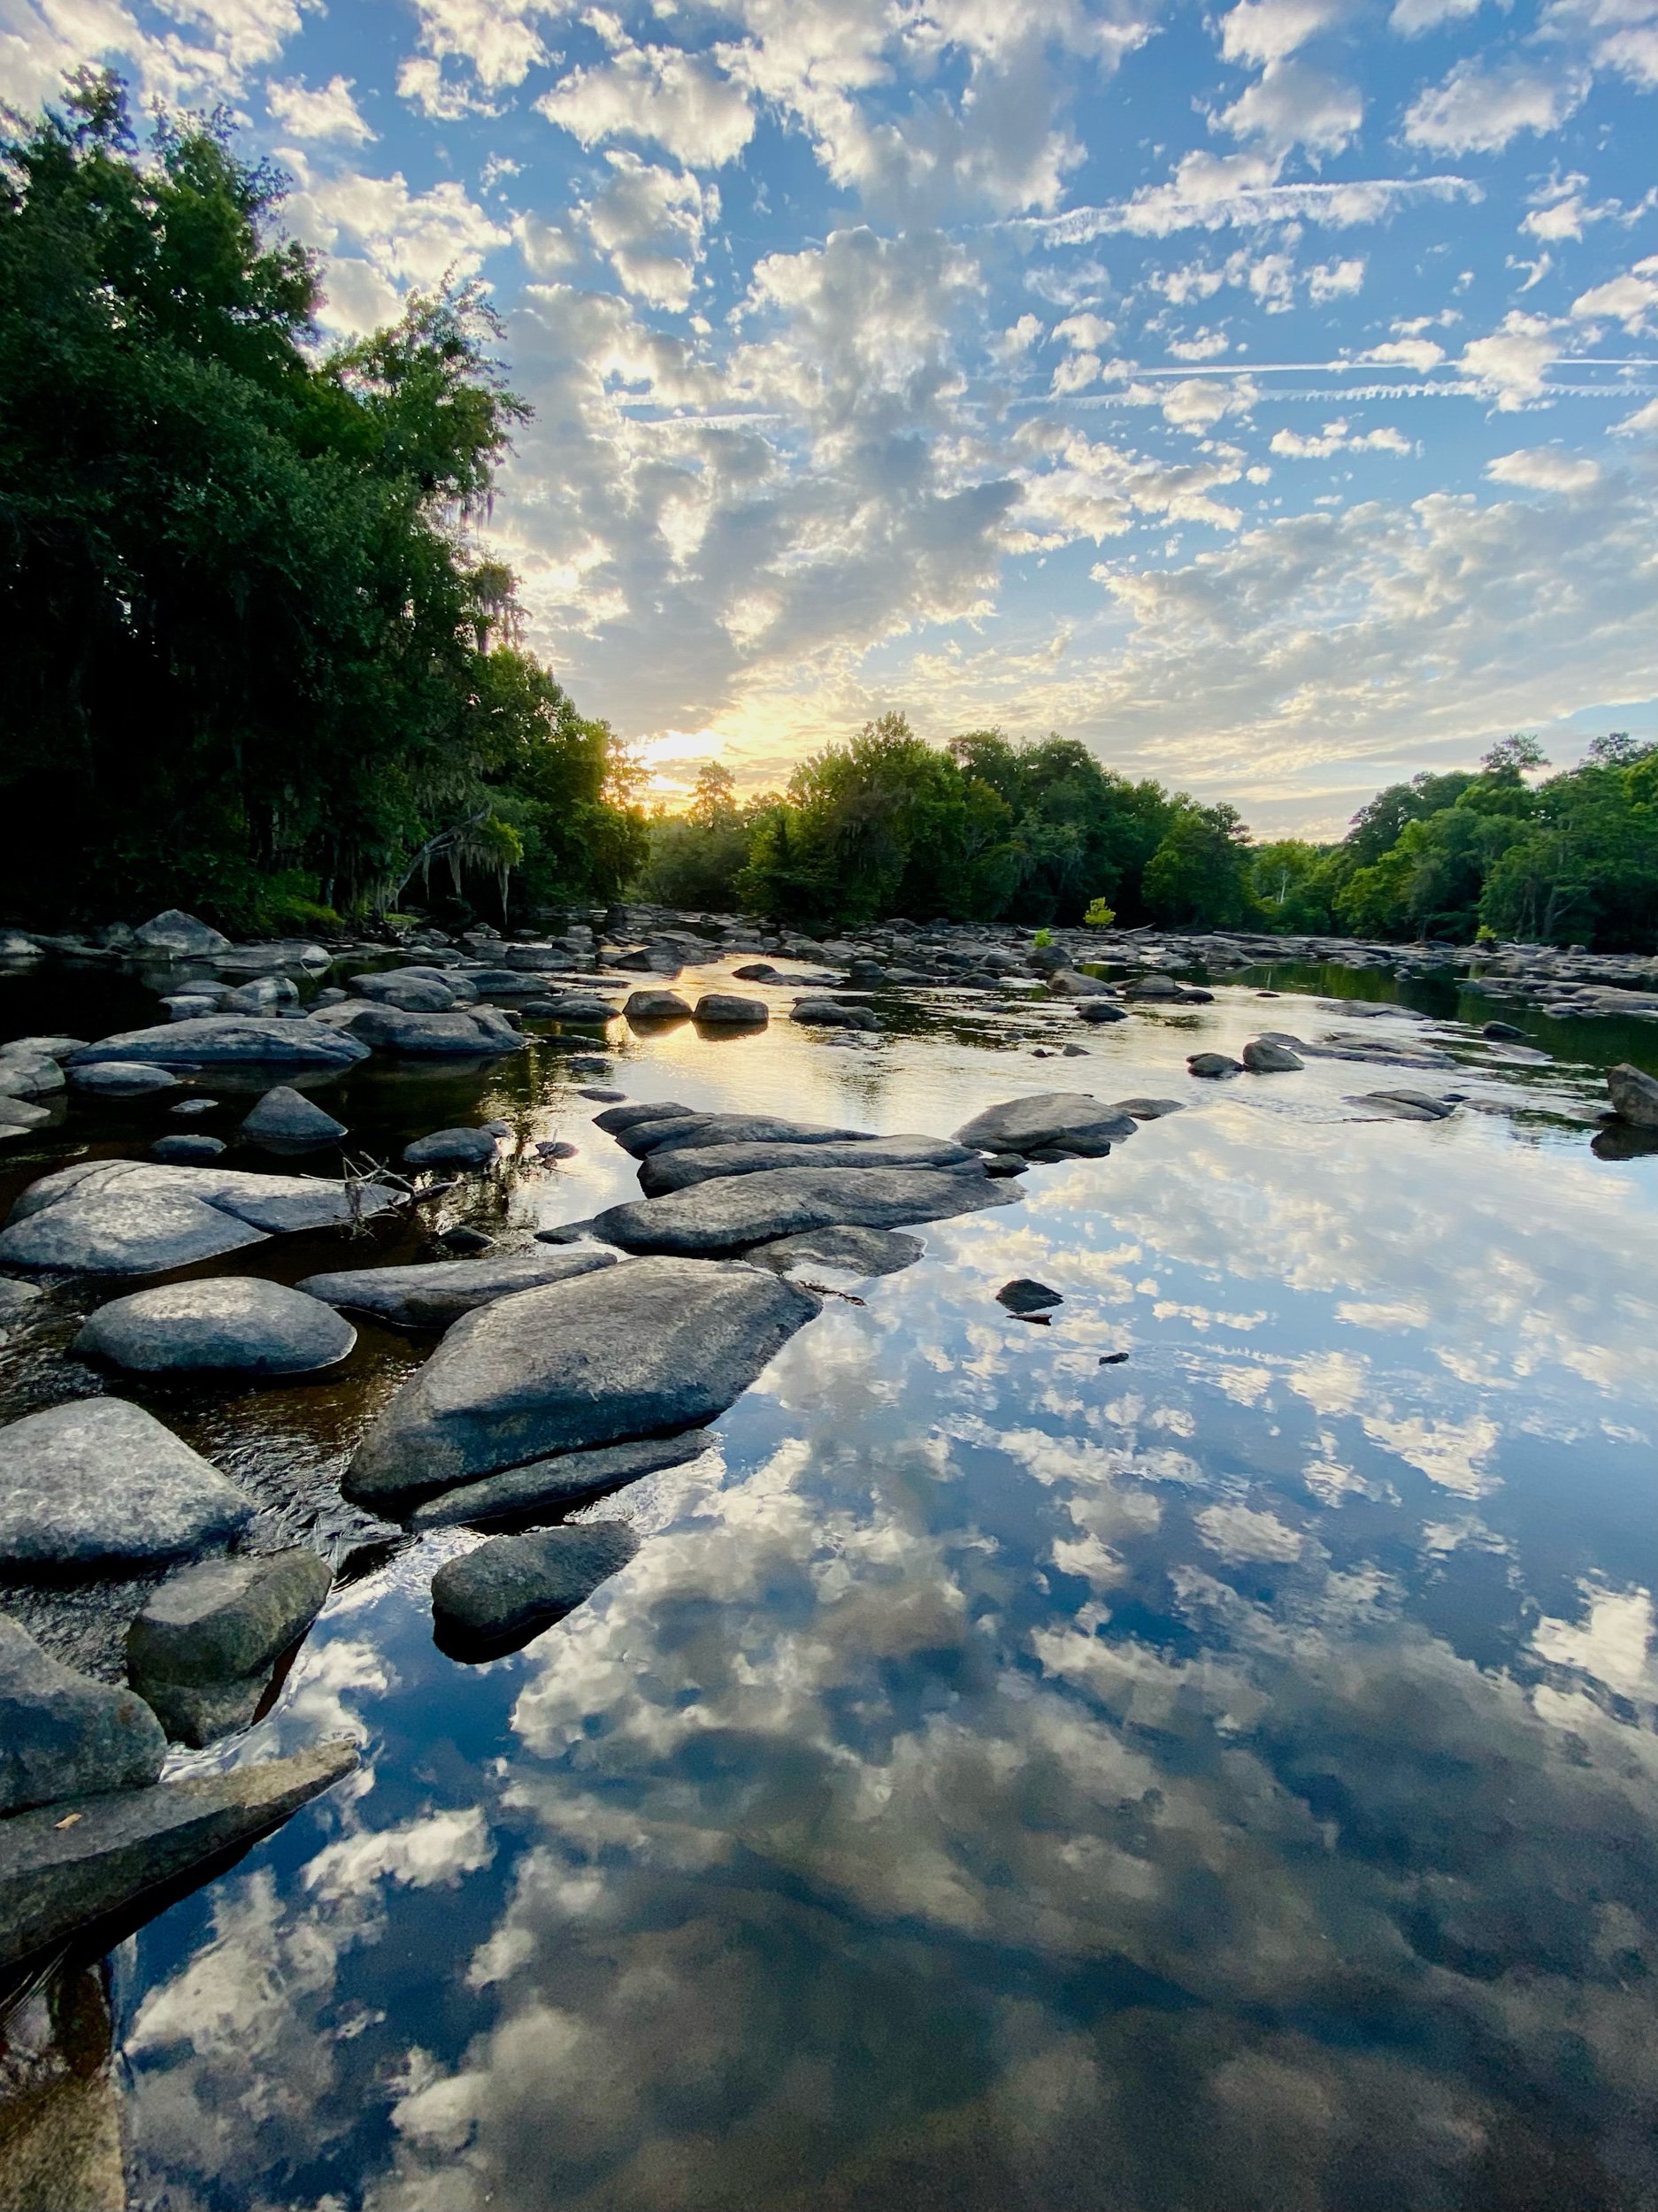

[2,907,1655,2210]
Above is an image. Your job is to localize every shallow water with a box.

[3,953,1656,2210]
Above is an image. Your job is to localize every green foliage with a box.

[1141,802,1253,927]
[1032,928,1054,949]
[1083,899,1116,927]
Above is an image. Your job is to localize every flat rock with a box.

[0,1160,395,1274]
[0,1739,357,1970]
[592,1100,694,1135]
[411,1430,710,1530]
[1241,1039,1303,1072]
[241,1085,348,1148]
[732,962,776,980]
[747,1225,924,1278]
[68,1060,182,1095]
[68,1018,367,1068]
[638,1133,974,1196]
[344,1007,523,1056]
[149,1133,226,1163]
[76,1279,356,1376]
[540,995,618,1022]
[0,1613,166,1815]
[791,998,880,1030]
[1115,1097,1186,1119]
[623,1111,871,1159]
[1188,1053,1244,1079]
[297,1248,616,1329]
[694,994,769,1025]
[1608,1062,1658,1129]
[403,1125,500,1169]
[623,989,693,1023]
[954,1093,1137,1157]
[592,1163,1014,1256]
[0,1399,254,1569]
[1350,1090,1458,1121]
[431,1524,639,1645]
[344,1256,820,1508]
[1076,1001,1128,1024]
[0,1096,52,1136]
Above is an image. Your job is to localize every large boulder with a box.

[297,1248,616,1329]
[0,1097,53,1138]
[0,1400,254,1570]
[1047,968,1115,998]
[411,1430,710,1530]
[403,1125,502,1170]
[623,989,693,1024]
[746,1224,924,1278]
[953,1094,1138,1157]
[349,974,456,1011]
[1242,1038,1303,1072]
[590,1162,1015,1257]
[1608,1062,1658,1129]
[70,1018,367,1069]
[1,1614,166,1815]
[431,1524,638,1646]
[1187,1053,1243,1079]
[68,1061,182,1096]
[75,1279,357,1376]
[134,909,232,957]
[343,1256,820,1508]
[638,1133,974,1197]
[0,1740,357,1970]
[0,1048,66,1098]
[693,994,769,1026]
[127,1550,332,1745]
[241,1085,348,1149]
[343,1006,523,1056]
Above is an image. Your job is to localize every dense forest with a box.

[3,80,1653,950]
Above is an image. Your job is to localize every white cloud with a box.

[1358,337,1447,371]
[1025,161,1481,241]
[579,153,719,311]
[1456,311,1558,409]
[285,161,512,334]
[1307,256,1366,302]
[1160,373,1261,431]
[1271,419,1413,456]
[1194,1502,1306,1563]
[396,0,549,115]
[1570,254,1658,333]
[1485,446,1602,491]
[1402,58,1589,154]
[266,73,375,142]
[1614,394,1658,435]
[303,1807,495,1901]
[1218,0,1347,65]
[0,0,308,110]
[1388,0,1485,35]
[538,35,756,167]
[1215,58,1364,157]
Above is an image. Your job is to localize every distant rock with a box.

[1047,969,1114,998]
[69,1018,367,1069]
[411,1430,710,1530]
[1124,974,1181,1001]
[403,1125,500,1170]
[694,993,769,1025]
[954,1094,1137,1157]
[1,1613,166,1815]
[1114,1097,1185,1119]
[149,1133,226,1164]
[241,1086,348,1149]
[790,998,880,1030]
[541,995,618,1022]
[745,1224,925,1278]
[1241,1039,1303,1072]
[1349,1090,1458,1121]
[1076,1001,1128,1024]
[1187,1053,1244,1079]
[127,1550,332,1746]
[431,1524,639,1647]
[591,1162,1014,1256]
[76,1279,356,1376]
[298,1248,615,1329]
[0,1400,253,1570]
[134,910,232,957]
[732,962,776,981]
[1608,1062,1658,1129]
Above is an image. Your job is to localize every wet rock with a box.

[344,1256,820,1508]
[1608,1062,1658,1129]
[222,976,299,1016]
[591,1162,1014,1256]
[134,910,232,957]
[70,1018,367,1069]
[997,1279,1063,1317]
[623,989,693,1024]
[1187,1053,1244,1079]
[954,1094,1137,1157]
[979,1152,1028,1178]
[535,1139,578,1160]
[1115,1097,1186,1119]
[1351,1090,1458,1121]
[1241,1039,1303,1072]
[68,1061,182,1096]
[353,974,456,1012]
[0,1049,66,1098]
[431,1523,639,1647]
[693,993,769,1026]
[790,998,881,1030]
[0,1738,357,1971]
[1483,1019,1526,1041]
[0,1096,52,1138]
[403,1126,500,1170]
[745,1224,925,1278]
[541,995,618,1022]
[732,962,776,981]
[435,1226,494,1256]
[75,1279,356,1377]
[638,1133,975,1197]
[1125,974,1181,1001]
[411,1430,710,1531]
[577,1085,626,1102]
[344,1007,523,1056]
[1048,969,1114,998]
[621,1111,871,1159]
[298,1248,615,1329]
[148,1133,226,1164]
[0,1400,253,1570]
[126,1550,332,1745]
[168,1098,218,1118]
[241,1086,348,1149]
[591,1100,695,1137]
[1076,1001,1128,1024]
[1,1614,166,1815]
[0,1279,42,1318]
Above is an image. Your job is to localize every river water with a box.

[2,952,1655,2211]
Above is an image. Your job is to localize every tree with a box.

[1141,802,1253,927]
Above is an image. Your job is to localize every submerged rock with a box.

[745,1224,925,1278]
[297,1248,616,1329]
[997,1278,1063,1317]
[75,1279,356,1376]
[411,1430,711,1530]
[0,1738,357,1970]
[790,998,880,1030]
[0,1614,166,1815]
[1350,1090,1458,1121]
[431,1524,639,1647]
[344,1256,819,1509]
[68,1018,367,1069]
[403,1126,500,1169]
[0,1399,253,1570]
[637,1133,974,1197]
[1608,1062,1658,1129]
[1188,1053,1244,1079]
[591,1163,1014,1256]
[1115,1096,1186,1119]
[954,1094,1137,1157]
[149,1133,226,1164]
[241,1086,348,1149]
[126,1550,332,1745]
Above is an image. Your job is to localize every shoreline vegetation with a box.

[4,76,1654,955]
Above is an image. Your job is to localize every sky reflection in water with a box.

[98,976,1657,2212]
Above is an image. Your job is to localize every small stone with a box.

[168,1099,219,1118]
[436,1226,495,1256]
[1241,1038,1303,1073]
[997,1279,1063,1317]
[1187,1053,1244,1079]
[431,1523,640,1647]
[536,1140,578,1159]
[69,1062,182,1096]
[149,1133,226,1163]
[1114,1097,1185,1119]
[241,1086,348,1149]
[75,1279,356,1376]
[1076,1001,1128,1025]
[790,998,881,1031]
[403,1126,500,1168]
[0,1614,166,1816]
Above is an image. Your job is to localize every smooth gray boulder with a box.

[1188,1053,1244,1079]
[0,1739,357,1970]
[1076,1000,1128,1024]
[791,998,880,1030]
[403,1125,500,1169]
[1047,968,1114,998]
[0,1399,254,1569]
[241,1086,348,1148]
[344,1257,820,1508]
[69,1018,367,1069]
[150,1133,226,1164]
[622,1111,871,1159]
[0,1160,395,1274]
[76,1279,356,1376]
[68,1060,182,1096]
[591,1163,1015,1257]
[953,1094,1138,1157]
[639,1133,974,1196]
[411,1430,710,1530]
[297,1248,616,1329]
[0,1096,52,1137]
[694,994,769,1025]
[352,975,456,1011]
[591,1100,694,1136]
[431,1524,639,1644]
[1115,1096,1186,1119]
[222,976,299,1015]
[1350,1090,1458,1121]
[1242,1039,1304,1072]
[127,1550,332,1744]
[623,989,692,1023]
[344,1006,523,1056]
[1608,1062,1658,1128]
[134,909,232,957]
[746,1225,924,1278]
[540,995,618,1022]
[0,1050,65,1097]
[0,1614,166,1815]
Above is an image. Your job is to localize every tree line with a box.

[4,80,1652,950]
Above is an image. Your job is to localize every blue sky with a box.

[4,0,1654,831]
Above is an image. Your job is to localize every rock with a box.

[297,1248,615,1329]
[0,1096,52,1137]
[732,962,776,980]
[169,1097,218,1117]
[1241,1039,1303,1072]
[164,993,225,1020]
[1114,1097,1186,1119]
[535,1139,578,1160]
[953,1094,1137,1157]
[618,1111,871,1159]
[126,1550,332,1745]
[241,1086,348,1149]
[591,1100,695,1136]
[343,1007,523,1056]
[344,1257,821,1508]
[0,1614,166,1816]
[0,929,41,956]
[147,1132,226,1164]
[1187,1053,1244,1079]
[0,1279,43,1317]
[623,989,693,1024]
[0,1160,395,1274]
[1076,1001,1128,1024]
[1482,1019,1526,1041]
[541,995,618,1022]
[69,1018,368,1070]
[637,1133,976,1197]
[577,1086,626,1102]
[1350,1090,1458,1121]
[352,974,457,1011]
[0,1400,253,1570]
[436,1226,495,1256]
[411,1431,711,1531]
[1608,1062,1658,1129]
[747,1225,924,1278]
[75,1279,356,1377]
[222,976,299,1016]
[1125,974,1181,1000]
[997,1279,1063,1317]
[68,1061,183,1096]
[591,1162,1014,1256]
[134,909,232,957]
[693,994,769,1025]
[431,1524,639,1647]
[1048,969,1114,998]
[403,1125,501,1170]
[0,1739,357,1971]
[979,1152,1029,1178]
[0,1050,65,1097]
[790,998,881,1030]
